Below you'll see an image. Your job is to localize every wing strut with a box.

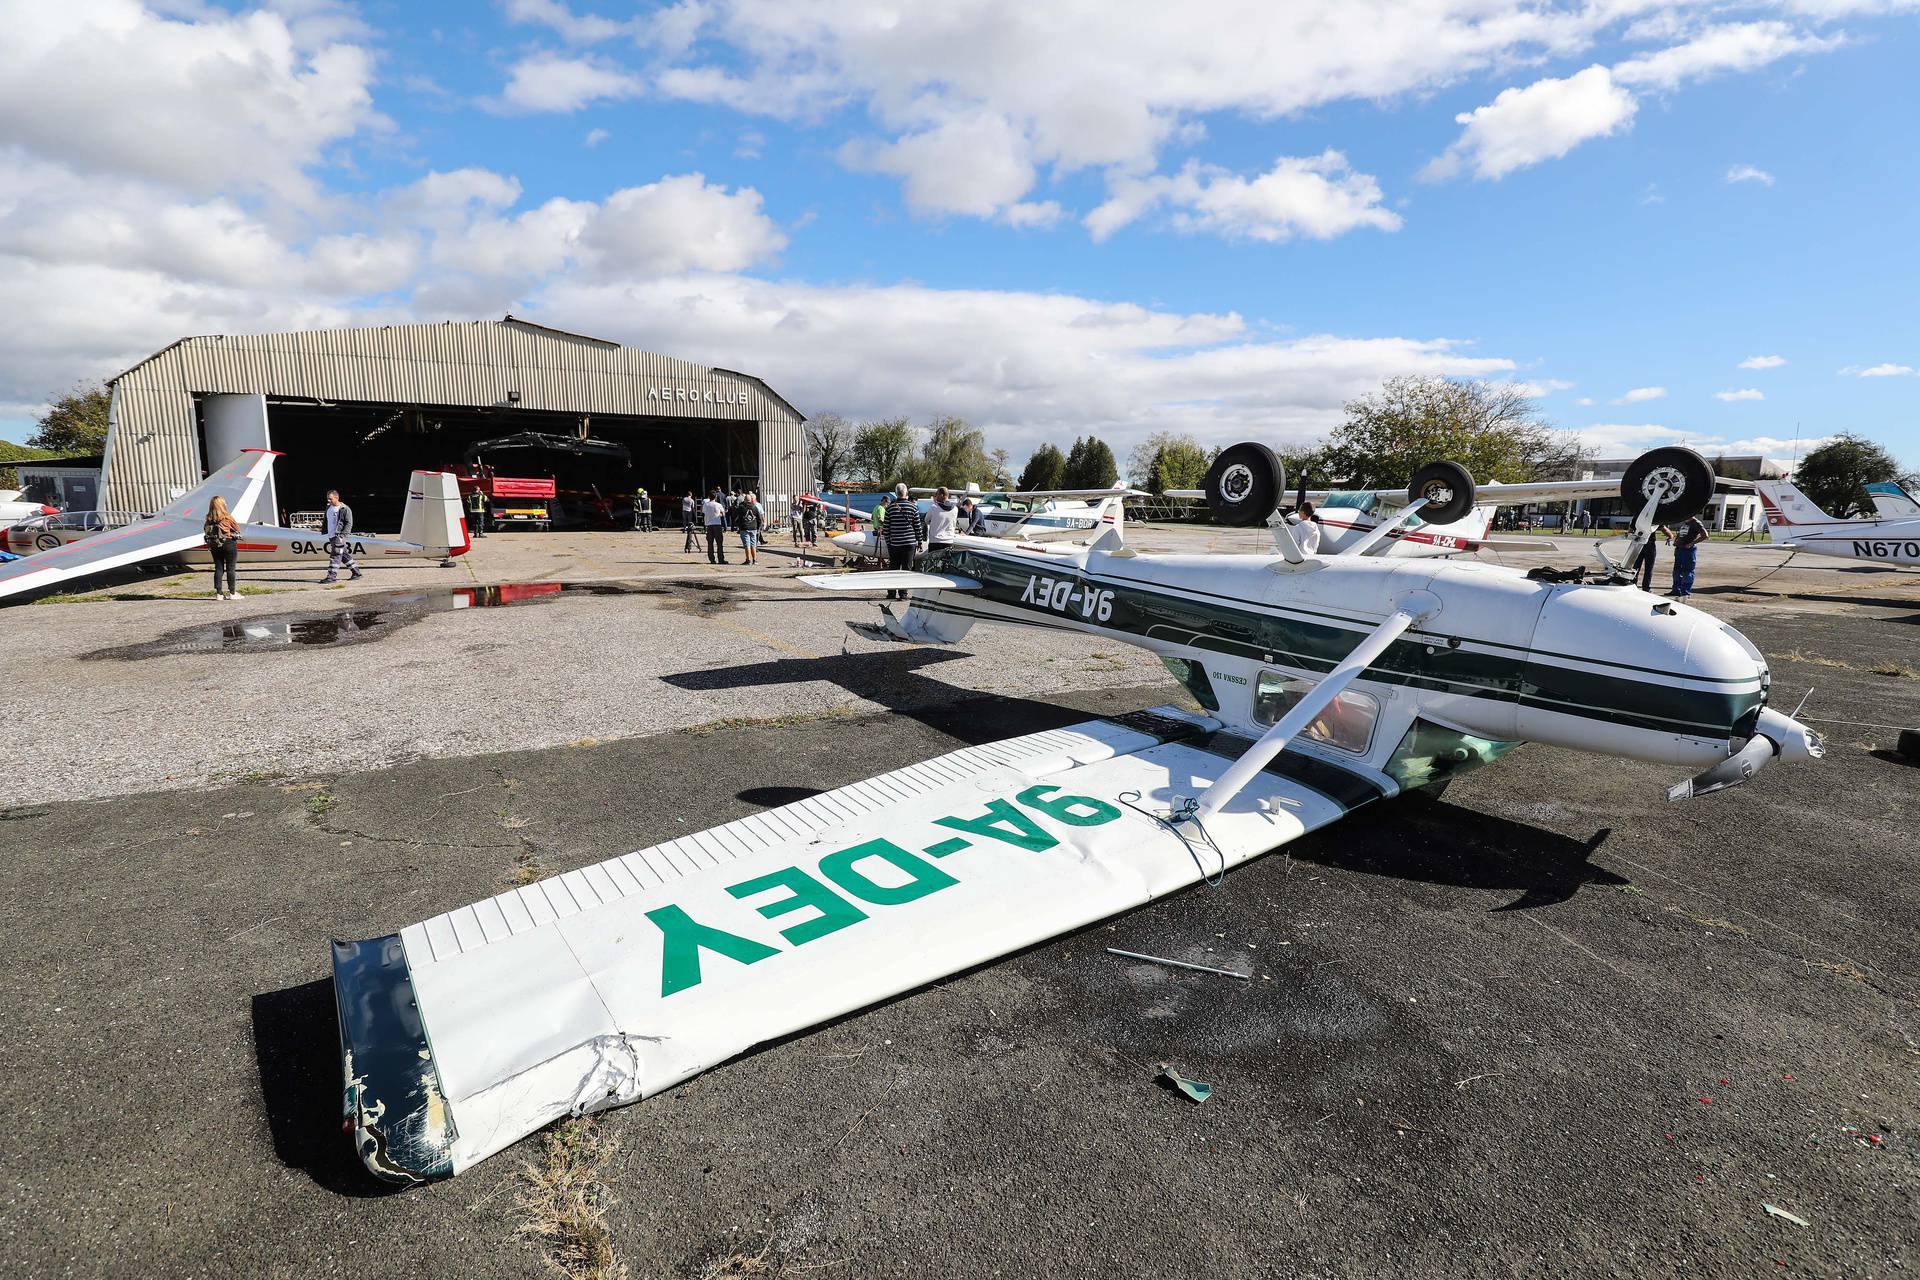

[1187,593,1439,821]
[1340,496,1431,558]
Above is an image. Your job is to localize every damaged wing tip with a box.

[332,935,459,1186]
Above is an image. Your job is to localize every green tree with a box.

[1793,432,1904,517]
[804,412,854,489]
[28,383,111,454]
[852,417,915,484]
[1319,376,1578,488]
[1061,437,1087,487]
[1062,435,1119,488]
[906,415,994,489]
[0,439,58,490]
[1017,443,1066,491]
[988,448,1013,489]
[1141,436,1211,492]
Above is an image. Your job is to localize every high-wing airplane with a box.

[0,453,469,602]
[827,485,1138,557]
[1757,478,1920,568]
[330,440,1819,1185]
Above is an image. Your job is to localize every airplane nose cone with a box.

[1521,586,1769,763]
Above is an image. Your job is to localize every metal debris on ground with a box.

[1762,1203,1811,1228]
[1156,1065,1213,1103]
[1107,947,1250,980]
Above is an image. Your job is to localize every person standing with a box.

[926,486,957,559]
[703,488,729,564]
[1634,525,1671,591]
[320,488,361,583]
[870,495,888,556]
[633,486,651,532]
[881,482,926,601]
[790,495,804,545]
[204,494,240,600]
[681,492,698,552]
[801,499,819,546]
[1287,500,1322,555]
[1670,512,1709,597]
[737,490,764,564]
[467,485,488,538]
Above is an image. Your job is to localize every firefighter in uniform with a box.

[467,485,487,538]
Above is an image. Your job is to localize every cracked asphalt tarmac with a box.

[0,529,1915,1278]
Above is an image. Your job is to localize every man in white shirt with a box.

[702,488,729,564]
[1287,500,1321,556]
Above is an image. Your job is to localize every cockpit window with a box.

[1251,672,1380,755]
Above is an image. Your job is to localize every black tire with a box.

[1203,442,1285,527]
[1406,460,1476,524]
[1622,446,1713,524]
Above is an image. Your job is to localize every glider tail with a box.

[1756,480,1840,532]
[401,471,470,556]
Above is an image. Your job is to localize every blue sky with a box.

[1,0,1915,469]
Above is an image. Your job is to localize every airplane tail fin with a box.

[1757,480,1840,531]
[401,471,470,556]
[1092,492,1126,547]
[162,449,280,521]
[1865,481,1920,520]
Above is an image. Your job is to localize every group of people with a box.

[201,487,360,599]
[680,487,766,565]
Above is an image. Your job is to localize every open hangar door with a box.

[206,397,759,530]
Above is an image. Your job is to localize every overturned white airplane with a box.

[826,485,1138,558]
[0,453,469,602]
[331,441,1818,1185]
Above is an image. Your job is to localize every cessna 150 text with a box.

[329,440,1818,1186]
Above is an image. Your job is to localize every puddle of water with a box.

[86,579,731,659]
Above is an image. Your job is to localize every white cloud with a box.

[502,0,632,44]
[1001,201,1064,229]
[584,128,610,147]
[537,272,1520,454]
[1715,388,1765,401]
[1738,354,1786,368]
[841,112,1037,218]
[1726,164,1775,185]
[1843,362,1916,377]
[1575,396,1596,406]
[0,0,383,201]
[1615,385,1667,404]
[1085,152,1402,243]
[1422,66,1636,181]
[493,52,644,113]
[1510,379,1575,397]
[1613,21,1845,91]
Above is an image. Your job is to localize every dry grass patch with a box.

[682,706,856,736]
[1778,650,1853,670]
[518,1117,626,1280]
[1870,662,1919,679]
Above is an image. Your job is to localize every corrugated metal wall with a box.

[102,320,810,512]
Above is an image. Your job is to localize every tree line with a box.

[804,413,1125,492]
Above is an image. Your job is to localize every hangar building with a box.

[100,317,811,527]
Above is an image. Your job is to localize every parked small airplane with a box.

[0,490,60,527]
[330,440,1818,1185]
[1757,478,1920,568]
[0,452,468,602]
[825,484,1140,557]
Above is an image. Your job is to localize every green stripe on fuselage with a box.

[925,547,1760,739]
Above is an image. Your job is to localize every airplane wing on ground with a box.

[332,707,1408,1182]
[0,451,278,602]
[796,570,981,591]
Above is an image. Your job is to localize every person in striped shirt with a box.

[881,482,926,600]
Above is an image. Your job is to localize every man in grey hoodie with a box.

[320,489,362,583]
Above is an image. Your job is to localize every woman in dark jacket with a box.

[204,495,240,601]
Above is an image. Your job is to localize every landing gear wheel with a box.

[1622,447,1713,524]
[1406,461,1476,525]
[1203,442,1285,527]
